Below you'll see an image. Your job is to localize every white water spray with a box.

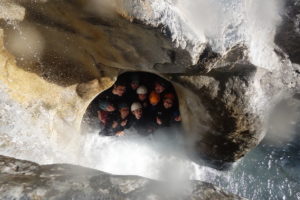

[0,83,209,181]
[174,0,283,70]
[0,0,299,199]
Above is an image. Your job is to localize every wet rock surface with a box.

[0,0,299,168]
[174,45,300,167]
[1,0,203,86]
[275,0,300,64]
[0,155,245,200]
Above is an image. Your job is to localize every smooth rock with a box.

[0,155,246,200]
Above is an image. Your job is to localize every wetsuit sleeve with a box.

[124,116,134,129]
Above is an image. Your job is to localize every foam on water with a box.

[79,131,206,180]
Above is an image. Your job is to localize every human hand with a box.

[174,115,181,122]
[112,121,118,128]
[121,120,127,127]
[116,131,125,136]
[156,117,162,125]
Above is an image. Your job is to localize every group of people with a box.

[96,74,181,136]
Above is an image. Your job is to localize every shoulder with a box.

[98,88,112,99]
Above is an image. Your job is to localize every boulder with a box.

[275,0,300,64]
[0,155,246,200]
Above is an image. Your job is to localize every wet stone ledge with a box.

[0,155,246,200]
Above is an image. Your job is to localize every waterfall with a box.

[0,0,299,199]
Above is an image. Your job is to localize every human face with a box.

[106,105,115,112]
[163,98,173,109]
[155,83,165,94]
[138,94,147,101]
[132,108,143,119]
[131,81,139,90]
[113,85,126,96]
[120,107,129,119]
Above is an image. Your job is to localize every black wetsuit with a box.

[131,115,155,136]
[137,99,149,110]
[156,105,179,127]
[96,88,125,136]
[124,88,138,105]
[147,104,160,122]
[111,114,134,133]
[99,111,119,136]
[97,87,126,108]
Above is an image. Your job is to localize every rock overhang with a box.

[0,0,299,169]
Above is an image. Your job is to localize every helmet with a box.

[136,85,148,94]
[149,91,160,105]
[131,102,142,111]
[99,101,110,110]
[164,93,175,100]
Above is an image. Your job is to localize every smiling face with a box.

[106,104,115,112]
[163,98,173,109]
[154,82,165,94]
[131,81,139,90]
[132,108,143,119]
[138,94,147,101]
[113,85,126,96]
[120,107,129,119]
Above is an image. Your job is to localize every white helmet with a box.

[136,85,148,94]
[131,102,142,111]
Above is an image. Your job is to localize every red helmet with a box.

[163,93,175,100]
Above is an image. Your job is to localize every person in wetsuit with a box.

[147,91,161,122]
[130,102,155,136]
[111,102,133,136]
[97,101,119,136]
[153,79,171,99]
[136,85,149,109]
[97,80,127,108]
[155,93,181,127]
[125,74,140,104]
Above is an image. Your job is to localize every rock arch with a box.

[0,0,299,169]
[80,71,185,134]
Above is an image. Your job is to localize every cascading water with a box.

[1,81,299,199]
[0,82,206,180]
[0,0,299,199]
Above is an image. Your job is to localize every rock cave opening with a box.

[81,71,183,138]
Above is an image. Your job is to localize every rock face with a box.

[0,0,299,168]
[0,155,245,200]
[175,46,300,166]
[275,0,300,64]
